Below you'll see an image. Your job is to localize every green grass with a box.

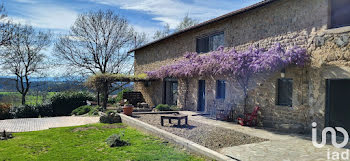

[0,123,204,161]
[0,92,56,106]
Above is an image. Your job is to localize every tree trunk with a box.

[21,93,26,105]
[243,88,248,114]
[97,92,100,106]
[102,83,109,110]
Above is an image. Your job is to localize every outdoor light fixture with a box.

[281,68,286,78]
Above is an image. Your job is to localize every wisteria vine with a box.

[146,43,309,80]
[146,43,309,108]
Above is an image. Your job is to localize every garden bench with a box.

[161,115,188,127]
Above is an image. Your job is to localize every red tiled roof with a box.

[128,0,279,53]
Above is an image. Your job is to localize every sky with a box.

[2,0,263,76]
[4,0,263,36]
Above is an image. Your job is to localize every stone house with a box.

[130,0,350,132]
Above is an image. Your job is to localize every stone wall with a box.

[177,67,309,128]
[134,0,328,74]
[133,0,350,132]
[307,28,350,132]
[134,80,163,107]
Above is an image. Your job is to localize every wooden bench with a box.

[161,115,188,127]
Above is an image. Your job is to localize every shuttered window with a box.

[216,80,226,99]
[196,32,224,53]
[277,78,293,106]
[330,0,350,29]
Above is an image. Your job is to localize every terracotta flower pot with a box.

[123,105,134,116]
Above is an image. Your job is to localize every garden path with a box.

[0,116,99,132]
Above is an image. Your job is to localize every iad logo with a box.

[312,122,349,160]
[312,122,349,148]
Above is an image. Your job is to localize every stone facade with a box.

[134,0,350,132]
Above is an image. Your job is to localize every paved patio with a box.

[180,111,349,161]
[0,116,99,132]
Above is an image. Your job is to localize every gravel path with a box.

[136,114,268,150]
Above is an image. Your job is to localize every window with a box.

[171,82,178,105]
[209,32,225,51]
[196,32,224,53]
[196,36,209,53]
[216,80,226,99]
[277,78,293,106]
[330,0,350,29]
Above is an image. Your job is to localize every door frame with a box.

[325,79,331,127]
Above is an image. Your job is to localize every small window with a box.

[196,36,209,53]
[216,80,226,99]
[330,0,350,29]
[196,32,224,53]
[209,32,224,51]
[277,78,293,106]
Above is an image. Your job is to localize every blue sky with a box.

[4,0,263,36]
[1,0,263,76]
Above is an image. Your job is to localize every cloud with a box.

[8,4,78,31]
[89,0,233,29]
[11,0,38,3]
[132,25,157,35]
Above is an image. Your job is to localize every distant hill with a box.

[0,77,134,93]
[0,77,87,92]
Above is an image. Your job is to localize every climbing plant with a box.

[146,43,309,108]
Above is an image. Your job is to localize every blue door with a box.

[197,80,205,111]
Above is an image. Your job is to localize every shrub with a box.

[155,104,171,111]
[88,106,101,116]
[100,112,122,124]
[107,98,116,104]
[50,92,94,116]
[170,105,180,111]
[10,105,39,118]
[0,103,12,120]
[72,105,92,115]
[37,103,54,117]
[115,106,123,113]
[115,88,132,103]
[106,133,129,147]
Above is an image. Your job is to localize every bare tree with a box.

[153,23,170,40]
[54,10,147,75]
[54,10,148,108]
[0,3,15,47]
[153,14,198,40]
[0,24,51,105]
[175,14,198,31]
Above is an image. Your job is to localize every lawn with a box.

[0,92,56,106]
[0,123,204,161]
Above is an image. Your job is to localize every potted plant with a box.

[122,101,133,116]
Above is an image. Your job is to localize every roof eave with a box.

[128,0,278,53]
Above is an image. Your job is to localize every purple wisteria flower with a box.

[146,43,309,79]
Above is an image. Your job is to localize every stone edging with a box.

[132,111,179,115]
[119,113,236,161]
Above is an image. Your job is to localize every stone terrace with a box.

[0,116,99,132]
[179,111,349,161]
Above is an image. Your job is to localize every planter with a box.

[123,105,134,116]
